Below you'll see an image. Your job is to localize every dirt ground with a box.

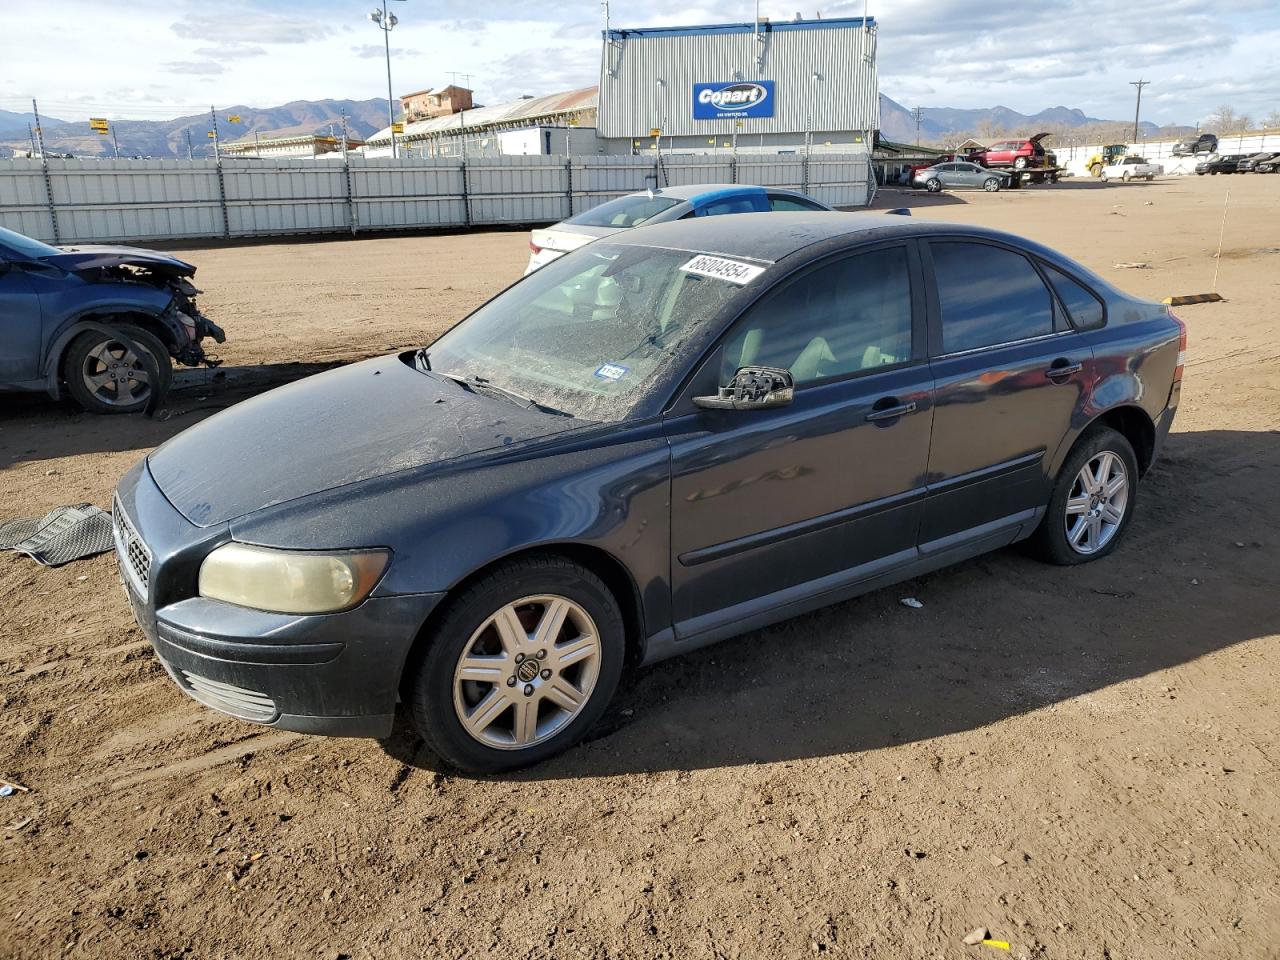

[2,175,1279,960]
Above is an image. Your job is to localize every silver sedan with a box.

[913,162,1010,193]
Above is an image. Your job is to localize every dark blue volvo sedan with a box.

[114,213,1185,772]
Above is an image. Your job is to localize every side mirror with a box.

[694,366,794,411]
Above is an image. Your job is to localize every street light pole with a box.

[368,0,407,158]
[1129,79,1149,145]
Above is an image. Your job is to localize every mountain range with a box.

[877,95,1179,144]
[0,100,390,158]
[1,95,1183,158]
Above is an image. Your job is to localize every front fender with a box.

[224,422,676,643]
[41,288,184,395]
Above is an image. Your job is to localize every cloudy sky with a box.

[1,0,1276,125]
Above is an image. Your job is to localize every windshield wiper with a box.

[413,347,432,371]
[469,376,572,417]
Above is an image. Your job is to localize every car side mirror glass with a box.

[694,365,795,411]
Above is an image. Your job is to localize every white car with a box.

[1100,157,1163,182]
[525,184,832,274]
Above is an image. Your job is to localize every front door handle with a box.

[1044,360,1083,380]
[865,400,917,422]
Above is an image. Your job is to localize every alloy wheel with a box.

[80,339,152,407]
[452,594,602,750]
[1064,451,1129,555]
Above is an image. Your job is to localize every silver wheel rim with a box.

[81,339,151,407]
[452,594,601,751]
[985,179,998,191]
[1065,451,1129,555]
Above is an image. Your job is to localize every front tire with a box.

[1100,172,1109,183]
[983,177,1000,192]
[405,555,625,773]
[1029,426,1140,566]
[62,323,172,415]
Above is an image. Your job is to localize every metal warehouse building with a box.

[597,16,878,154]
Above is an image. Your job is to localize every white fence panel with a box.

[809,156,872,207]
[0,152,871,243]
[661,157,734,186]
[736,156,805,190]
[355,197,466,230]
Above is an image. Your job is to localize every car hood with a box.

[43,244,196,276]
[147,355,581,527]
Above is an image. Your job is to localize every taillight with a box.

[528,240,542,255]
[1169,308,1187,381]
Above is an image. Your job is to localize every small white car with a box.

[525,184,832,274]
[1100,157,1163,182]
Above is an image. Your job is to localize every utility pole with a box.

[31,99,47,157]
[27,123,36,157]
[111,124,120,159]
[185,129,194,160]
[912,106,924,147]
[1129,79,1149,145]
[209,105,220,158]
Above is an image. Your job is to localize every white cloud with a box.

[0,0,1275,127]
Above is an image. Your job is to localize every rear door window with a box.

[930,241,1054,354]
[698,194,764,217]
[1042,264,1106,330]
[768,194,827,212]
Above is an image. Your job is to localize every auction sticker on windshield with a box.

[679,254,766,285]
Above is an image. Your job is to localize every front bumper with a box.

[114,461,443,738]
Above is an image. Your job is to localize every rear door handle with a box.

[1044,361,1083,379]
[865,401,917,422]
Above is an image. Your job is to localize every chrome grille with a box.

[112,497,152,596]
[181,671,279,723]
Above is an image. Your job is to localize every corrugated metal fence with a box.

[0,153,871,245]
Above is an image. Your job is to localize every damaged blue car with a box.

[0,225,224,414]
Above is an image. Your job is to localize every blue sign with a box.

[693,81,775,120]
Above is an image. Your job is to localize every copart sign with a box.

[692,81,775,120]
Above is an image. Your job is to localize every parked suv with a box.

[1172,134,1218,156]
[970,133,1051,169]
[1236,152,1278,173]
[114,212,1185,772]
[1195,155,1245,175]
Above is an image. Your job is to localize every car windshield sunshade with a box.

[0,504,114,567]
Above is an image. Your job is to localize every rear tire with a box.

[1028,427,1140,566]
[62,323,171,415]
[404,555,626,774]
[1100,172,1109,183]
[925,178,942,193]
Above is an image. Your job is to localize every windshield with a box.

[565,194,682,228]
[0,226,59,259]
[423,242,751,421]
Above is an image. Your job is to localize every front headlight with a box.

[198,543,390,614]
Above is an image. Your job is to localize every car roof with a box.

[608,211,1041,264]
[640,183,762,201]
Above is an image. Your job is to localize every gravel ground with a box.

[2,174,1278,960]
